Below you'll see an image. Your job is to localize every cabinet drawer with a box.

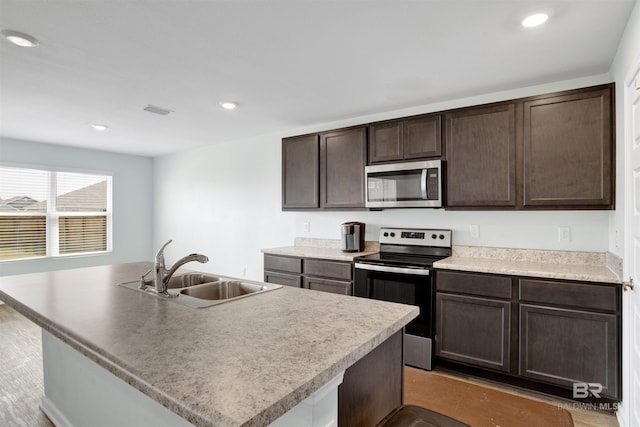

[264,255,302,274]
[519,279,618,312]
[436,270,511,299]
[264,271,302,288]
[305,259,352,281]
[304,277,352,296]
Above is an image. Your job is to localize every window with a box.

[0,166,112,261]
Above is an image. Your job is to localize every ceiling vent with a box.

[144,105,173,115]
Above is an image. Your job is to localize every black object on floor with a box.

[376,404,471,427]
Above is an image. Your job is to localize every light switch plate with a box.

[558,226,571,242]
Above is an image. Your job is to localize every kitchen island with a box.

[0,262,418,427]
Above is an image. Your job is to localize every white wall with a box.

[610,0,640,260]
[607,2,640,427]
[0,137,154,276]
[154,73,614,282]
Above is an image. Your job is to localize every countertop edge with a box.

[261,246,378,261]
[0,285,418,427]
[433,257,623,285]
[0,289,229,427]
[246,306,418,426]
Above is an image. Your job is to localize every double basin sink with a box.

[119,273,282,308]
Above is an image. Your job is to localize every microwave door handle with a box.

[420,169,428,199]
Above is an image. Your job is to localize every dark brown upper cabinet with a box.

[522,85,614,209]
[282,83,615,211]
[368,114,442,164]
[282,134,320,210]
[445,103,518,208]
[320,127,367,209]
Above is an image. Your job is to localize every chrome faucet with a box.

[153,240,209,296]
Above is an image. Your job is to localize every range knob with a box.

[439,234,445,240]
[383,232,389,237]
[390,232,396,237]
[431,234,437,239]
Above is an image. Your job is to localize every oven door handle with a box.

[355,263,430,276]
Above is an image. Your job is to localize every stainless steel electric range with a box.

[353,227,452,370]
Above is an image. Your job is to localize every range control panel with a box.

[378,227,452,248]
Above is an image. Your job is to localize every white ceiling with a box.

[0,0,636,158]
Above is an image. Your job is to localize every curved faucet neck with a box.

[165,254,209,283]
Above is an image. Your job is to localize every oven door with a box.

[353,263,433,338]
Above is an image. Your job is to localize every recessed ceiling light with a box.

[1,29,39,47]
[522,13,549,28]
[91,124,108,131]
[220,101,237,110]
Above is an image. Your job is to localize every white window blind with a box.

[0,166,112,261]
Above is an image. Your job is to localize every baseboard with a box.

[40,395,73,427]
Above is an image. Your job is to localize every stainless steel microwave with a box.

[365,160,443,208]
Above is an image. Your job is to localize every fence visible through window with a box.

[0,166,112,261]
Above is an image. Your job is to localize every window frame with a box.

[0,162,113,262]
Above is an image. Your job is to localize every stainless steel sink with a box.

[145,272,222,289]
[119,273,281,308]
[180,281,268,300]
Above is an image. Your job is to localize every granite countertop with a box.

[0,262,417,427]
[434,246,623,284]
[262,237,379,261]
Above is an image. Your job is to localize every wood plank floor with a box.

[0,305,53,427]
[404,366,619,427]
[0,304,621,427]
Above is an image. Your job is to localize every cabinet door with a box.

[339,330,402,427]
[445,103,517,207]
[320,127,367,209]
[523,86,613,208]
[304,277,352,296]
[264,271,302,288]
[519,304,619,399]
[368,121,403,164]
[282,135,319,209]
[435,293,511,372]
[403,114,442,159]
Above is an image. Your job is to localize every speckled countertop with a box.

[0,262,417,427]
[261,237,379,261]
[434,246,623,284]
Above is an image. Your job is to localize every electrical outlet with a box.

[241,267,247,277]
[470,224,479,238]
[558,227,571,242]
[303,222,310,233]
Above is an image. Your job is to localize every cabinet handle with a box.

[623,278,634,292]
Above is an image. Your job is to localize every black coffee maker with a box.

[341,222,365,252]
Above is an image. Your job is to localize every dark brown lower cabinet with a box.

[264,254,354,295]
[519,304,619,399]
[435,293,511,372]
[263,254,303,288]
[434,270,622,401]
[339,330,402,427]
